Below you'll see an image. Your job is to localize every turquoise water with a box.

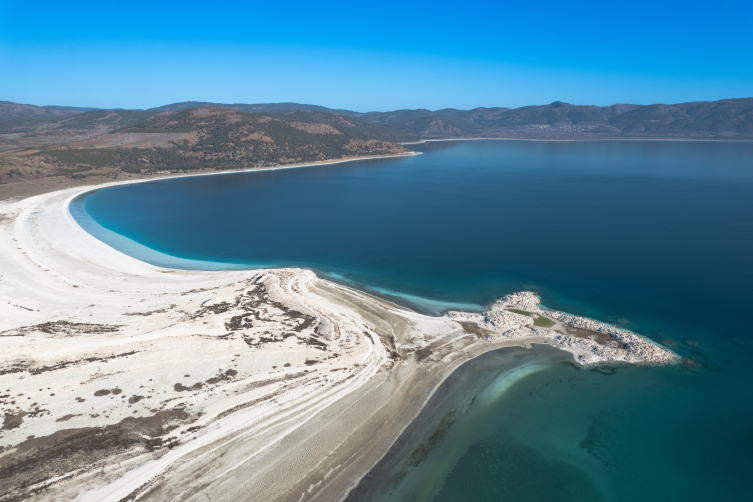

[72,140,753,501]
[348,345,753,502]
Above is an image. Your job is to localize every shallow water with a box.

[348,344,753,502]
[73,140,753,501]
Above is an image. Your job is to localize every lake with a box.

[72,140,753,501]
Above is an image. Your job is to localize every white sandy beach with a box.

[0,173,675,501]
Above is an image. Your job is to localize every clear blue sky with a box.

[1,0,751,111]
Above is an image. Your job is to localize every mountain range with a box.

[1,97,752,141]
[0,106,410,181]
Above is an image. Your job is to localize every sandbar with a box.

[0,174,674,501]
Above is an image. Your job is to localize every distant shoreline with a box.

[0,151,420,202]
[401,136,753,145]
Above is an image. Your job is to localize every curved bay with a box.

[73,140,753,501]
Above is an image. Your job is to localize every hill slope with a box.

[0,101,89,122]
[3,98,751,143]
[349,99,753,139]
[0,109,160,141]
[607,99,753,135]
[149,101,357,116]
[24,106,409,176]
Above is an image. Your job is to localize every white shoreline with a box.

[74,151,421,194]
[0,167,674,502]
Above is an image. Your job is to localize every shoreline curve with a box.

[0,173,674,502]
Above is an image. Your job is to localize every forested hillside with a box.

[2,98,751,142]
[13,106,409,179]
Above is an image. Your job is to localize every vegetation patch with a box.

[532,316,556,328]
[119,127,193,134]
[40,149,118,168]
[504,309,555,328]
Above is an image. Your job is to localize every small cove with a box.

[72,140,753,501]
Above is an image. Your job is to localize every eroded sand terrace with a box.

[0,182,675,501]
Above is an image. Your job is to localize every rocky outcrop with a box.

[490,291,540,311]
[484,310,533,329]
[447,292,676,366]
[446,309,532,330]
[541,310,675,364]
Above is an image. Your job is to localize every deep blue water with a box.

[72,140,753,501]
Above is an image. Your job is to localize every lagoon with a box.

[73,140,753,501]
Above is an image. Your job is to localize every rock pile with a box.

[542,310,675,363]
[446,292,676,366]
[445,309,533,330]
[490,291,541,311]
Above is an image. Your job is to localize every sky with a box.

[1,0,751,111]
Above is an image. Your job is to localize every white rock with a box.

[490,291,541,311]
[447,293,676,365]
[483,310,533,330]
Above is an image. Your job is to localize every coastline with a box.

[0,170,674,501]
[401,136,753,145]
[0,151,421,203]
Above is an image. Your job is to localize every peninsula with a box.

[0,172,674,501]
